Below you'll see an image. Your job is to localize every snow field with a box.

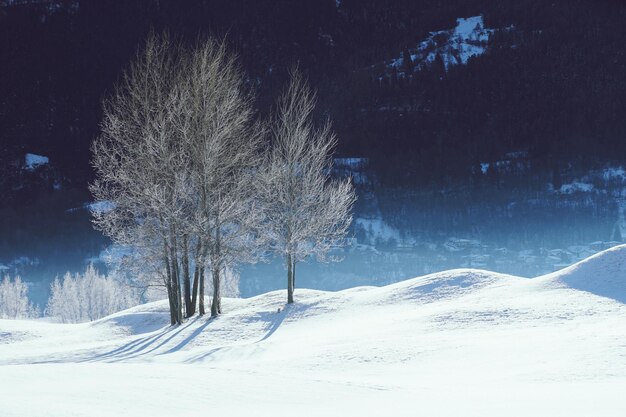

[1,246,626,416]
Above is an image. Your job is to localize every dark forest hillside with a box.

[2,0,626,191]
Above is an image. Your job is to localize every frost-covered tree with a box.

[46,265,138,323]
[0,275,38,319]
[261,70,356,304]
[175,38,264,317]
[91,33,264,322]
[91,32,193,325]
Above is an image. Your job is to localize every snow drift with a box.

[538,244,626,303]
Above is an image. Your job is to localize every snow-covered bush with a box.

[0,275,39,319]
[46,264,139,323]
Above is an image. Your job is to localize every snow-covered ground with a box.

[1,246,626,416]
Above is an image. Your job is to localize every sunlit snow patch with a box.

[602,166,626,182]
[559,182,594,194]
[24,153,49,170]
[388,15,497,75]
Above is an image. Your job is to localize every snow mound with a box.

[91,300,172,335]
[539,244,626,303]
[374,268,521,304]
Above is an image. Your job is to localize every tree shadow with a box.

[183,304,291,363]
[256,305,289,343]
[158,317,214,355]
[83,301,306,364]
[83,316,207,363]
[98,312,168,335]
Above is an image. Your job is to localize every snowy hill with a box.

[538,244,626,303]
[1,246,626,416]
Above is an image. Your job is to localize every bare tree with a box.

[91,33,265,322]
[261,70,356,304]
[176,38,265,317]
[91,32,192,325]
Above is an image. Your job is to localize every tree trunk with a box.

[190,240,201,317]
[199,264,206,316]
[198,189,208,316]
[166,284,175,325]
[169,228,182,325]
[210,223,222,316]
[211,266,221,317]
[182,235,192,317]
[164,241,176,325]
[287,253,294,304]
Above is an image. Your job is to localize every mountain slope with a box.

[1,246,625,416]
